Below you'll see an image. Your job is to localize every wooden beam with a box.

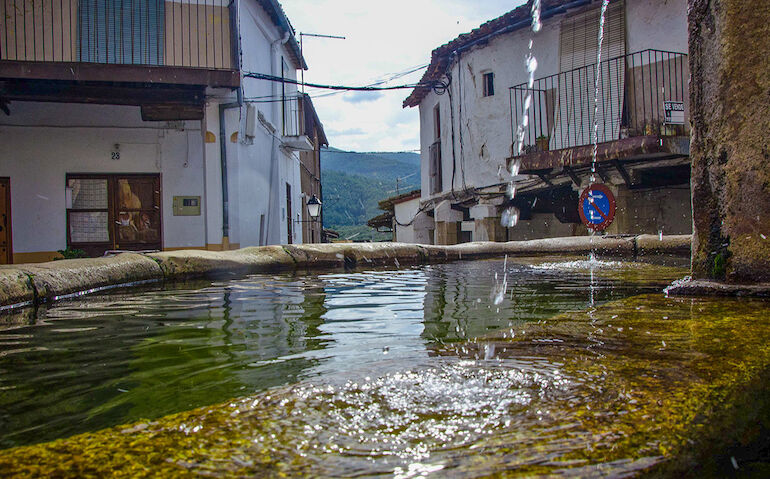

[613,159,633,187]
[141,104,204,121]
[0,61,239,89]
[537,173,554,186]
[563,166,582,188]
[1,80,205,108]
[594,164,609,182]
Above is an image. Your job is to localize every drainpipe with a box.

[218,0,243,248]
[219,93,241,246]
[265,31,292,245]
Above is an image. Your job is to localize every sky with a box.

[279,0,526,153]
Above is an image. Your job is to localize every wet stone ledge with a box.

[0,235,691,310]
[665,279,770,298]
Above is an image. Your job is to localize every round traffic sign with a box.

[579,183,616,231]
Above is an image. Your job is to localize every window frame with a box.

[482,71,495,97]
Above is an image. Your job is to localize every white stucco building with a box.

[403,0,691,245]
[0,0,324,263]
[368,190,432,244]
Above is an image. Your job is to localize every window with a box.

[430,104,442,194]
[433,104,441,140]
[429,139,442,194]
[78,0,165,65]
[66,174,161,256]
[483,72,495,97]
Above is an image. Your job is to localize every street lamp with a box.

[306,194,322,221]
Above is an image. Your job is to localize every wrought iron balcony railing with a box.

[1,0,236,70]
[509,49,689,157]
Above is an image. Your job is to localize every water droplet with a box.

[509,158,521,177]
[484,343,496,360]
[531,0,542,33]
[501,207,520,228]
[526,55,538,74]
[506,183,517,200]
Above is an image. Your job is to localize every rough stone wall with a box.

[689,0,770,282]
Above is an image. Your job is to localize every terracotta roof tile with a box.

[403,0,591,108]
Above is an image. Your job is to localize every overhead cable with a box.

[242,71,436,92]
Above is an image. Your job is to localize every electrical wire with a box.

[244,72,421,91]
[393,200,436,227]
[242,71,436,92]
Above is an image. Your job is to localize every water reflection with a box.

[0,276,329,448]
[0,257,686,449]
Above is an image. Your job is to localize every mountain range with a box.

[320,147,420,241]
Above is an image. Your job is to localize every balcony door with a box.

[551,1,625,150]
[67,174,161,257]
[0,179,11,265]
[78,0,165,65]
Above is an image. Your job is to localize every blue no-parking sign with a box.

[579,184,616,231]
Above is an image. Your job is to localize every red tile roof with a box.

[403,0,592,108]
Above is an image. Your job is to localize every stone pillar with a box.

[689,0,770,282]
[434,200,463,245]
[470,204,506,242]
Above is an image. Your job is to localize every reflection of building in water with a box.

[420,260,619,344]
[421,262,524,343]
[313,270,430,375]
[0,275,330,448]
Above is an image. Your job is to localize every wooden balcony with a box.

[508,49,689,176]
[0,0,239,92]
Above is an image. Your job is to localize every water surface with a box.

[0,256,686,449]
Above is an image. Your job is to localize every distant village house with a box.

[403,0,690,245]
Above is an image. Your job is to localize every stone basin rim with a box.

[0,234,691,311]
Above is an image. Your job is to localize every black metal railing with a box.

[282,92,304,137]
[510,49,689,156]
[1,0,236,69]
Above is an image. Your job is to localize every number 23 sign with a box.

[579,183,616,231]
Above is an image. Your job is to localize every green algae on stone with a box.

[2,294,770,477]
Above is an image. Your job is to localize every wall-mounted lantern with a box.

[306,194,322,220]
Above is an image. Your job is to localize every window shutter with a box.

[78,0,164,65]
[551,1,626,149]
[559,0,625,72]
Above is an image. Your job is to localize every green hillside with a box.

[320,148,420,241]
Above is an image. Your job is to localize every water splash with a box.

[491,255,509,305]
[501,207,520,228]
[506,183,517,200]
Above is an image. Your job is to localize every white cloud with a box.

[279,0,524,152]
[342,91,383,104]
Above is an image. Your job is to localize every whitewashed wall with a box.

[393,197,420,244]
[626,0,688,54]
[207,0,305,247]
[0,101,206,256]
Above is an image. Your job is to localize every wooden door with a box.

[0,178,11,264]
[286,183,293,245]
[67,174,161,256]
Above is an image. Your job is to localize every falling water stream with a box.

[501,0,613,309]
[501,0,542,230]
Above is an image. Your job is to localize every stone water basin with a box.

[1,256,768,477]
